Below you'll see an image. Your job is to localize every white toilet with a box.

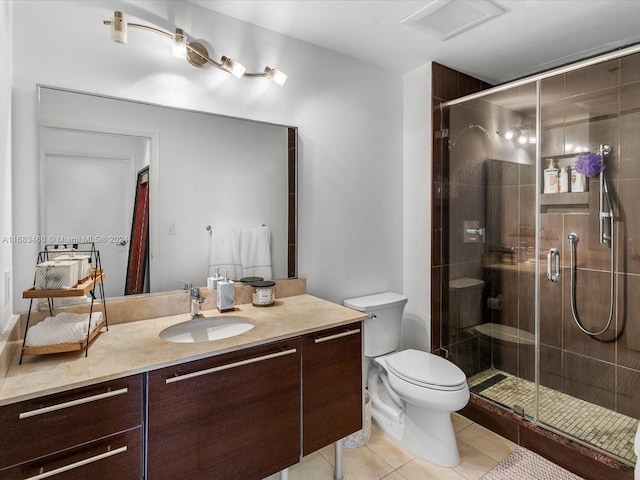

[344,292,469,467]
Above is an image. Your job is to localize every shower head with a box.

[449,123,489,146]
[469,124,489,136]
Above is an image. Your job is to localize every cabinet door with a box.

[302,322,363,455]
[147,339,301,480]
[0,428,143,480]
[0,374,143,470]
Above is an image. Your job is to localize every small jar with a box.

[251,280,276,307]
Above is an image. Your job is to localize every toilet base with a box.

[402,403,461,467]
[371,396,462,467]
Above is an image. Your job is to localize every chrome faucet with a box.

[178,281,205,319]
[189,287,205,319]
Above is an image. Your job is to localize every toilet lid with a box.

[386,349,466,388]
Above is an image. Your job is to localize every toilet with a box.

[344,292,469,467]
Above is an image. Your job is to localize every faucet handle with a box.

[177,280,192,291]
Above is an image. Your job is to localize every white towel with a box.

[240,226,273,279]
[208,227,243,280]
[25,312,103,347]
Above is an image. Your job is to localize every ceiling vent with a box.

[401,0,505,40]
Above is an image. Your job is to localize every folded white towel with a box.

[25,312,103,347]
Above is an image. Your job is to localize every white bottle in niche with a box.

[544,159,559,193]
[216,270,235,312]
[571,167,587,192]
[559,166,569,193]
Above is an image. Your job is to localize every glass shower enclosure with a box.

[440,49,640,467]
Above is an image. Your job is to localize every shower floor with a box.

[468,368,639,465]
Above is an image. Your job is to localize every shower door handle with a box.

[547,248,560,283]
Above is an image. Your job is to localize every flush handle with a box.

[547,248,560,283]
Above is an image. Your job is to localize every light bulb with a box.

[265,67,288,86]
[504,130,514,140]
[172,29,187,58]
[518,135,527,145]
[111,11,127,44]
[221,56,246,78]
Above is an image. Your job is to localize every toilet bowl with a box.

[344,292,470,467]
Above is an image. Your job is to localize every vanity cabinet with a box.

[302,321,363,455]
[147,338,302,480]
[0,374,143,479]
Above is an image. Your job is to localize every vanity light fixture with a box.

[104,11,287,85]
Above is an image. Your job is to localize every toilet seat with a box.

[385,349,467,391]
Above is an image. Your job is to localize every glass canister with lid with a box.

[251,280,276,307]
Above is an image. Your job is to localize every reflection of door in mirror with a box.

[125,166,150,295]
[39,128,151,297]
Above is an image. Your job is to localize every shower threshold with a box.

[468,368,638,465]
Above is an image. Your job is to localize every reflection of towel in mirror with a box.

[208,227,243,280]
[25,312,104,347]
[241,226,273,279]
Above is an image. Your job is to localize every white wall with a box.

[0,1,13,332]
[11,1,404,311]
[402,64,432,350]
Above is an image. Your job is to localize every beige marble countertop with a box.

[0,294,367,406]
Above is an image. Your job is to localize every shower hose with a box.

[567,227,615,337]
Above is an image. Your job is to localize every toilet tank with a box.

[344,292,407,357]
[449,278,484,329]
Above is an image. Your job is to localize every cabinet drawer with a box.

[148,339,301,480]
[0,374,142,470]
[0,427,142,480]
[302,322,362,455]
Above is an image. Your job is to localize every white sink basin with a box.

[159,316,255,343]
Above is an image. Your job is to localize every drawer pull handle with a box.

[166,348,297,384]
[23,445,128,480]
[19,388,129,419]
[314,329,361,344]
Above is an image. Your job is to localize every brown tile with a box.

[617,179,640,275]
[562,351,615,410]
[541,74,566,103]
[565,59,620,97]
[620,51,640,84]
[539,271,562,348]
[616,365,640,418]
[619,108,640,180]
[562,268,616,362]
[539,345,563,391]
[617,272,640,370]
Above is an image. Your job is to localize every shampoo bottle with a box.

[544,159,559,194]
[571,167,587,192]
[216,270,235,312]
[559,166,569,193]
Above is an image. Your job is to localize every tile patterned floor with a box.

[468,368,639,464]
[263,414,519,480]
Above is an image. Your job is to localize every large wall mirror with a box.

[37,85,297,299]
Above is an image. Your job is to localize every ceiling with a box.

[187,0,640,85]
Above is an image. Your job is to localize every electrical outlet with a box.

[168,222,176,235]
[4,270,9,306]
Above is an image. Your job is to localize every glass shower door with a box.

[440,84,538,420]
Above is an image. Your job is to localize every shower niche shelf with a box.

[540,192,589,213]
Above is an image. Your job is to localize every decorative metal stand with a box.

[20,243,108,364]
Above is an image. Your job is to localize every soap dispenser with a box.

[216,270,235,312]
[207,266,224,291]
